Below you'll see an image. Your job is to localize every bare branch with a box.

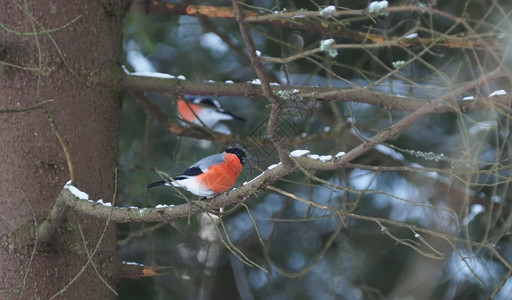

[0,99,52,113]
[124,74,512,113]
[41,107,75,184]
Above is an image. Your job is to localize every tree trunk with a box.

[0,1,128,298]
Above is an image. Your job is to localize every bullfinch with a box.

[147,148,246,197]
[177,96,246,128]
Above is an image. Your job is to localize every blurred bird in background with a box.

[177,96,245,134]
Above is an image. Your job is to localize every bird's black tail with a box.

[147,181,167,189]
[224,111,246,122]
[232,114,246,122]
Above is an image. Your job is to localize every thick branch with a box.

[61,163,292,223]
[124,73,512,113]
[37,190,70,245]
[312,68,505,170]
[132,3,502,49]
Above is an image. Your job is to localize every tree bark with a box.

[0,1,128,298]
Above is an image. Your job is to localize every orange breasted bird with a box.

[177,96,246,128]
[147,148,246,197]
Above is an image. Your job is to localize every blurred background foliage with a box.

[119,0,512,299]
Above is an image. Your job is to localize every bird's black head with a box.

[197,97,217,108]
[184,95,219,108]
[225,148,247,165]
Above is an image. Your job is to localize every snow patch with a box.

[123,261,144,266]
[129,71,175,79]
[489,90,507,97]
[307,154,332,162]
[243,172,265,185]
[64,181,89,200]
[319,155,332,162]
[96,199,112,207]
[368,1,389,13]
[155,204,174,209]
[320,39,335,50]
[335,151,346,158]
[290,149,310,157]
[268,162,282,170]
[392,60,405,69]
[320,5,336,16]
[320,39,337,57]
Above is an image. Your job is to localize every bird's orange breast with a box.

[196,153,243,194]
[178,99,202,122]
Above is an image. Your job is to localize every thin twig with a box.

[232,0,291,165]
[0,99,53,114]
[16,193,39,299]
[41,106,75,183]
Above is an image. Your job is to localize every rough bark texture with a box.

[0,1,128,298]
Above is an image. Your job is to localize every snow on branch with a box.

[124,73,512,113]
